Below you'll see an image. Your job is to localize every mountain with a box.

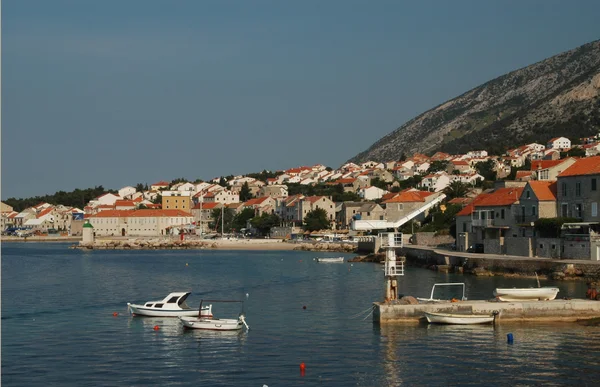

[349,39,600,163]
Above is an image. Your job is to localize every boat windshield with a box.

[178,293,191,309]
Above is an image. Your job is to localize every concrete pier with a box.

[375,299,600,323]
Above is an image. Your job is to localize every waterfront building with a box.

[161,191,193,213]
[556,156,600,221]
[87,209,193,237]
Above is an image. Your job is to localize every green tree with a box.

[232,207,256,232]
[135,183,145,192]
[250,213,280,236]
[218,177,228,187]
[370,177,388,190]
[443,181,470,199]
[239,182,253,202]
[474,160,497,181]
[170,177,187,186]
[152,194,162,205]
[428,160,449,173]
[560,147,586,158]
[303,208,331,231]
[210,207,234,233]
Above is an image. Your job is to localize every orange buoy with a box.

[153,325,160,331]
[300,362,306,374]
[112,312,118,317]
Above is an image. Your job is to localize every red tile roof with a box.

[115,200,135,207]
[88,209,191,218]
[192,202,220,210]
[456,194,492,216]
[515,171,533,179]
[525,181,557,201]
[530,159,568,170]
[474,187,523,207]
[558,156,600,177]
[37,207,54,218]
[244,197,272,206]
[335,178,357,184]
[383,190,431,203]
[448,197,473,205]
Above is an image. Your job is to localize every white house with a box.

[466,150,488,158]
[358,186,388,200]
[88,193,121,208]
[546,137,571,150]
[415,162,431,174]
[118,186,137,199]
[201,189,240,205]
[176,182,196,192]
[419,173,451,192]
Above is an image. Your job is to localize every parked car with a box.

[467,243,484,253]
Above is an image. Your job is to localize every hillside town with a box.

[2,134,599,259]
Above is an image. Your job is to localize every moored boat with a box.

[493,287,559,301]
[424,311,496,325]
[127,292,213,317]
[316,257,344,263]
[179,299,249,331]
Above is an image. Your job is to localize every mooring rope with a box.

[362,306,375,321]
[349,305,376,320]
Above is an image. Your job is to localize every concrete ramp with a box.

[352,193,446,231]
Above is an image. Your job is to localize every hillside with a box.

[349,39,600,162]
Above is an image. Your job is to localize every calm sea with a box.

[2,243,600,386]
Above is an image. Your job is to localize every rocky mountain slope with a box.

[350,39,600,163]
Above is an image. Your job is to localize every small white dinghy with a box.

[424,311,497,325]
[127,292,213,317]
[316,257,344,263]
[179,300,249,331]
[493,287,559,301]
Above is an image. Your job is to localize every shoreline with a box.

[70,238,358,252]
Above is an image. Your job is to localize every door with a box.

[121,228,126,236]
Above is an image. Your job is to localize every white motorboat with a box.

[127,292,213,317]
[179,300,249,331]
[424,311,496,325]
[417,283,467,303]
[493,287,559,301]
[316,257,344,263]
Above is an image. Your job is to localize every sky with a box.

[2,0,599,199]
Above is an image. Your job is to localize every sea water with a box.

[2,243,599,386]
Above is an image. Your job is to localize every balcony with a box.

[472,218,493,227]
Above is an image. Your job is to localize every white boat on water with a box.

[424,311,496,325]
[179,300,249,331]
[493,287,559,301]
[127,292,213,317]
[316,257,344,263]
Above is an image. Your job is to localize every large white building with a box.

[87,209,193,237]
[546,137,571,150]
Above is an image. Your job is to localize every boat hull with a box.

[128,303,212,318]
[179,317,243,331]
[424,312,495,325]
[316,257,344,263]
[493,287,559,302]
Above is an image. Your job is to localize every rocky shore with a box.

[72,238,358,252]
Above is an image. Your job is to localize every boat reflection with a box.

[128,316,183,336]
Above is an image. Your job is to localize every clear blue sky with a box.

[2,0,599,199]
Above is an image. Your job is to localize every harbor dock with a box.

[374,299,600,323]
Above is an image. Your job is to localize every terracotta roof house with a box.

[556,156,600,221]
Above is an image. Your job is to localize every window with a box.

[532,206,536,216]
[463,223,467,232]
[539,244,543,249]
[576,182,581,197]
[593,202,598,217]
[501,209,505,219]
[561,203,568,217]
[593,178,597,191]
[526,191,530,199]
[562,183,567,197]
